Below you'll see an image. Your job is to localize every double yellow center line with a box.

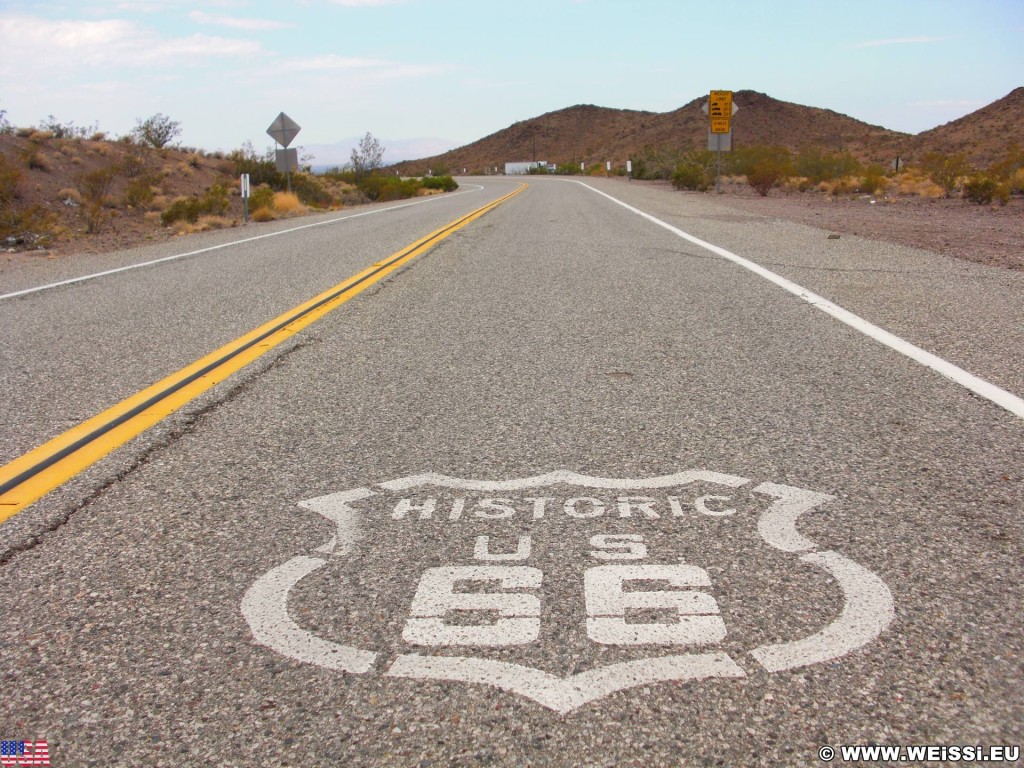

[0,184,526,522]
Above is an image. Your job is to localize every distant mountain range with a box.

[389,88,1023,175]
[306,136,458,172]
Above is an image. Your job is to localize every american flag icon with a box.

[0,740,50,767]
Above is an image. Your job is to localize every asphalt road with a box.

[1,177,1021,767]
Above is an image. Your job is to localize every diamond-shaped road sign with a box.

[267,112,301,148]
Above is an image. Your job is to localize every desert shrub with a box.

[795,147,861,184]
[0,153,21,206]
[0,204,58,248]
[133,113,182,149]
[21,145,47,171]
[321,167,357,184]
[230,142,285,189]
[555,162,580,175]
[76,167,117,233]
[1010,168,1024,194]
[291,173,335,208]
[421,175,458,192]
[861,164,887,195]
[747,162,787,196]
[672,162,712,191]
[272,191,302,213]
[204,183,230,216]
[986,143,1024,182]
[58,187,82,205]
[122,176,156,208]
[160,197,204,225]
[632,147,691,181]
[741,149,792,196]
[194,215,234,231]
[249,185,275,212]
[251,207,275,222]
[962,175,997,204]
[118,140,150,178]
[37,115,96,140]
[920,152,971,198]
[357,175,420,202]
[160,184,231,225]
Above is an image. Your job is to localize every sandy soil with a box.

[706,181,1023,271]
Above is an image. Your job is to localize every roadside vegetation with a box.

[0,113,457,253]
[528,141,1023,205]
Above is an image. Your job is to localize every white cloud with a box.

[849,36,944,49]
[188,10,295,31]
[0,15,262,70]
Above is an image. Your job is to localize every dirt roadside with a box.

[5,162,1021,271]
[701,181,1022,271]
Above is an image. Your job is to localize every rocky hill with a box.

[908,87,1024,166]
[393,90,909,175]
[394,88,1023,175]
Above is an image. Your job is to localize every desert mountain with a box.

[908,87,1024,166]
[392,90,910,175]
[393,88,1023,175]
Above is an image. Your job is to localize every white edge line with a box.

[572,180,1024,421]
[0,184,486,302]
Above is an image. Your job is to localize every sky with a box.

[1,0,1022,164]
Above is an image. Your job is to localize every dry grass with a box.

[195,215,235,231]
[896,170,945,198]
[251,206,276,222]
[272,191,303,214]
[1011,168,1024,194]
[58,187,82,205]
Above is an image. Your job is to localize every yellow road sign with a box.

[710,117,731,134]
[709,90,733,120]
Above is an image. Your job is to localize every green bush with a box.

[672,162,712,191]
[357,175,420,202]
[0,204,57,248]
[76,167,117,233]
[230,142,285,189]
[986,143,1024,182]
[122,175,155,208]
[861,164,887,195]
[795,147,861,184]
[962,175,997,204]
[248,185,275,212]
[920,152,971,198]
[161,184,231,225]
[421,175,458,192]
[291,173,336,208]
[0,152,21,207]
[746,158,790,196]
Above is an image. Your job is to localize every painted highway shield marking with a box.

[241,470,895,714]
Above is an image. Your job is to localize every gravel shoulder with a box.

[683,181,1023,271]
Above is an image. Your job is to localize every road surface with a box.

[1,177,1021,766]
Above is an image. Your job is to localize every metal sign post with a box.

[240,173,251,224]
[266,112,301,194]
[702,93,738,193]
